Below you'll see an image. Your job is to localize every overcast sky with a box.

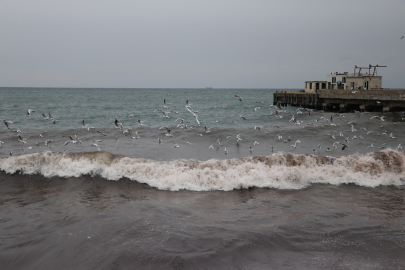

[1,0,404,88]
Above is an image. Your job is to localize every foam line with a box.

[1,150,404,191]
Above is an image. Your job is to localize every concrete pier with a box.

[273,89,405,112]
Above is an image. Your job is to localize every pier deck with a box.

[273,90,405,112]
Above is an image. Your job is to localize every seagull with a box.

[380,143,386,149]
[138,119,144,126]
[97,130,107,136]
[2,120,12,129]
[235,95,242,102]
[401,36,404,39]
[42,114,49,120]
[239,115,246,120]
[64,140,79,146]
[158,138,162,144]
[224,147,228,154]
[26,109,36,117]
[49,114,58,124]
[17,135,28,144]
[205,126,211,133]
[22,146,33,153]
[289,115,296,123]
[0,141,3,148]
[390,133,396,139]
[367,144,374,148]
[333,142,340,148]
[165,128,174,137]
[208,145,214,149]
[164,99,168,109]
[397,143,402,150]
[254,141,259,145]
[341,144,349,150]
[291,140,301,148]
[161,111,170,118]
[82,119,94,131]
[114,119,123,130]
[194,115,200,125]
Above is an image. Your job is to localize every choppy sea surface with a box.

[0,87,404,269]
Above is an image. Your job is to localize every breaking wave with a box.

[1,150,405,191]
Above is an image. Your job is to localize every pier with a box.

[273,89,405,112]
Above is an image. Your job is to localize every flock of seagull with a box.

[0,94,403,157]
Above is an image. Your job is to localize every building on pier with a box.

[305,65,385,92]
[274,64,405,112]
[304,81,327,93]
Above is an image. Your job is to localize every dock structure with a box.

[273,89,405,112]
[275,64,405,112]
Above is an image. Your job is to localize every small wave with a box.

[1,150,404,191]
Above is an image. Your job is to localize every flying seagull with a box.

[114,119,123,130]
[27,109,36,117]
[341,144,349,150]
[2,120,12,129]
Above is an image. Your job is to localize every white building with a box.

[305,65,385,92]
[327,72,348,89]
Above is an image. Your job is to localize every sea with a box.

[0,87,404,269]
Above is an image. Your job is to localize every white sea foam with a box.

[1,150,404,191]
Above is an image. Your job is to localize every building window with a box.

[332,77,336,83]
[342,77,346,83]
[309,83,312,89]
[351,82,354,90]
[364,81,369,90]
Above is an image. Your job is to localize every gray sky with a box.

[1,0,404,88]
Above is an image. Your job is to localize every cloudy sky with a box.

[1,0,404,88]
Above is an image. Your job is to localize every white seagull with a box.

[27,109,36,117]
